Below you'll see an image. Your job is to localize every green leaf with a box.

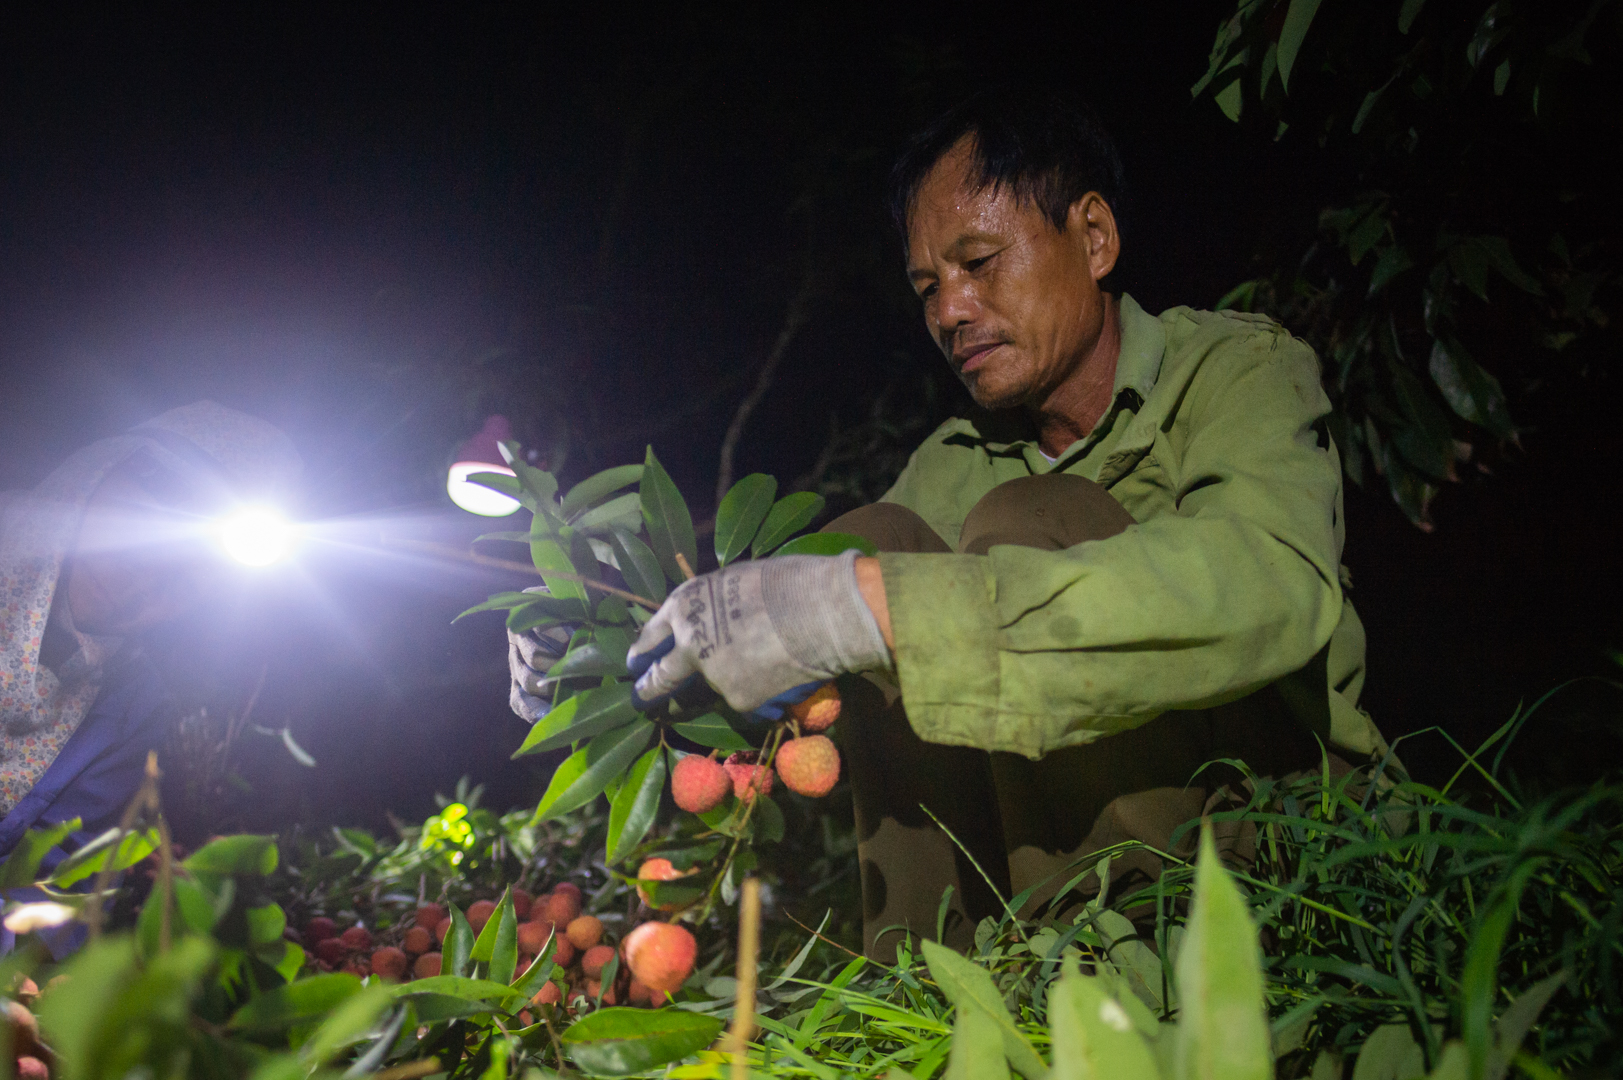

[230,972,364,1031]
[511,929,559,997]
[751,794,785,844]
[751,491,826,556]
[300,983,394,1067]
[671,712,755,752]
[772,531,878,558]
[47,825,157,888]
[1398,0,1425,33]
[185,834,278,876]
[473,888,520,985]
[609,527,667,604]
[561,1006,725,1076]
[562,464,645,519]
[714,473,777,565]
[1367,245,1414,295]
[532,721,655,824]
[531,530,588,603]
[0,818,80,888]
[1429,339,1514,437]
[1352,1024,1426,1080]
[547,639,629,680]
[512,683,637,758]
[506,595,591,633]
[246,903,287,946]
[920,939,1046,1077]
[1173,824,1271,1080]
[944,1005,1011,1080]
[607,745,668,865]
[467,470,530,508]
[1047,961,1160,1080]
[1276,0,1322,94]
[575,492,643,534]
[33,936,138,1079]
[454,591,548,621]
[640,446,697,584]
[445,902,476,978]
[1093,909,1169,1014]
[511,460,559,508]
[393,975,526,1008]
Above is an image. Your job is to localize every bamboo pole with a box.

[728,877,761,1080]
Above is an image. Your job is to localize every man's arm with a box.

[878,325,1346,759]
[854,558,893,650]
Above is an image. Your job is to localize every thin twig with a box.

[729,878,762,1080]
[381,537,659,609]
[714,233,818,509]
[86,751,162,940]
[674,552,697,582]
[784,911,865,963]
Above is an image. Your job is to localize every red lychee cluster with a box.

[723,751,774,802]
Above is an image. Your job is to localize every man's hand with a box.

[626,550,891,719]
[507,587,576,722]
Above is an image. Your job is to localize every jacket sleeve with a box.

[880,324,1346,758]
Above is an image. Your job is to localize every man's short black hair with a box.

[889,89,1127,241]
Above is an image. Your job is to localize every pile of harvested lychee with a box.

[297,880,697,1017]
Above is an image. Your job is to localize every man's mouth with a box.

[953,341,1006,374]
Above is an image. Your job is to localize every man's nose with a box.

[934,276,979,333]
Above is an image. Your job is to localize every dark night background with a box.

[2,6,1618,838]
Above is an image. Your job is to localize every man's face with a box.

[905,139,1119,410]
[66,455,217,635]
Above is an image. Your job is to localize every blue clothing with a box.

[0,656,169,868]
[0,656,167,958]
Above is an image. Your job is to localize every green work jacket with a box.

[879,294,1383,762]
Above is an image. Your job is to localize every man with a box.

[518,91,1384,957]
[0,401,300,954]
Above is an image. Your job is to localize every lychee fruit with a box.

[722,753,774,802]
[774,735,841,797]
[671,754,732,813]
[517,920,552,954]
[466,900,497,933]
[339,925,373,951]
[788,682,841,731]
[413,952,442,978]
[414,903,446,930]
[565,915,603,950]
[512,888,534,920]
[531,981,562,1007]
[315,938,348,966]
[623,921,697,995]
[435,917,452,943]
[16,1057,48,1080]
[552,937,578,967]
[628,978,667,1007]
[305,916,337,943]
[581,944,616,978]
[370,946,408,980]
[636,857,697,910]
[402,926,432,955]
[3,999,42,1058]
[539,890,581,928]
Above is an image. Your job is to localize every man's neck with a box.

[1030,293,1121,457]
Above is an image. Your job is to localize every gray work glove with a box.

[626,550,890,719]
[507,586,578,723]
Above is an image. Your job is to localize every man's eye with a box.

[965,255,991,272]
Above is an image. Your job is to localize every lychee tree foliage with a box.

[457,444,874,919]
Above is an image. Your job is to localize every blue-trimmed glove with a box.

[507,587,578,722]
[625,550,891,720]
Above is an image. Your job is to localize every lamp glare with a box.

[447,462,522,516]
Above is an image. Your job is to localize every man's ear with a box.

[1067,192,1120,282]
